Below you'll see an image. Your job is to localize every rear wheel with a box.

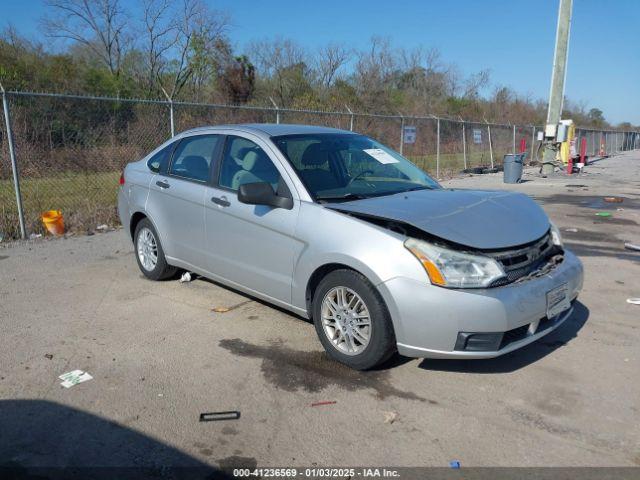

[312,269,396,370]
[134,218,177,280]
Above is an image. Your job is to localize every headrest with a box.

[242,150,260,171]
[301,143,329,166]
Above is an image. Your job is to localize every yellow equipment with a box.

[558,119,577,165]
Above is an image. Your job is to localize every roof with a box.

[182,123,353,137]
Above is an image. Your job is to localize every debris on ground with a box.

[626,298,640,305]
[603,196,624,203]
[199,411,241,422]
[180,272,193,283]
[595,212,612,217]
[624,242,640,252]
[565,228,579,233]
[449,461,461,469]
[383,411,398,424]
[211,300,252,313]
[44,353,53,360]
[29,233,43,240]
[59,370,93,388]
[310,401,337,407]
[212,306,231,313]
[96,224,109,230]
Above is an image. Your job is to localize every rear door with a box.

[203,134,303,303]
[146,134,223,266]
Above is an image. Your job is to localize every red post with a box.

[580,137,587,166]
[519,138,526,153]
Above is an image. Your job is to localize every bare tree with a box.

[248,38,308,106]
[43,0,129,76]
[315,43,351,88]
[140,0,174,93]
[463,69,490,99]
[155,0,228,101]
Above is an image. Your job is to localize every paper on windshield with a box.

[363,148,399,164]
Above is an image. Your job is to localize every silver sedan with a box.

[118,124,583,370]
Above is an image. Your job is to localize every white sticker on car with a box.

[363,148,399,164]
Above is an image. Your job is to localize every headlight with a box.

[550,223,563,247]
[404,238,506,288]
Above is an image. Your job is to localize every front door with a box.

[204,135,302,304]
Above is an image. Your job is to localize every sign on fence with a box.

[403,126,416,144]
[473,129,482,144]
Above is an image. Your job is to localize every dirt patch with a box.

[219,338,431,403]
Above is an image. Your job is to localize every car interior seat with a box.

[231,149,280,190]
[299,143,341,192]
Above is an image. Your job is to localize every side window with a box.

[147,143,174,173]
[169,135,220,182]
[218,136,281,191]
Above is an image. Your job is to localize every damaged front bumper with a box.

[378,249,584,359]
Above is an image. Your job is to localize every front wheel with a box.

[134,218,177,281]
[312,269,396,370]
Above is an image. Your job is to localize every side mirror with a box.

[237,182,293,210]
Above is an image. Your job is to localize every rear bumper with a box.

[378,249,584,359]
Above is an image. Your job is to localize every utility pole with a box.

[541,0,573,175]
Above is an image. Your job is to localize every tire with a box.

[133,218,177,281]
[312,269,396,370]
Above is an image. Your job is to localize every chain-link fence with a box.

[1,90,639,241]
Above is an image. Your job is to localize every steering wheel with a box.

[347,169,374,186]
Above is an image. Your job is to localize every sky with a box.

[2,0,639,124]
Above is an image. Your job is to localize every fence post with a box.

[399,115,405,155]
[436,116,441,178]
[269,97,280,124]
[0,86,27,240]
[345,105,354,132]
[512,124,516,154]
[485,119,494,169]
[460,117,467,170]
[169,100,175,137]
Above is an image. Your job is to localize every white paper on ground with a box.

[363,148,399,164]
[59,370,93,388]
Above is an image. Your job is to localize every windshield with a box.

[271,133,440,201]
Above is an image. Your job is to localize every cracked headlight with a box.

[405,238,506,288]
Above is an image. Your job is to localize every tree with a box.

[315,43,351,89]
[248,38,309,107]
[43,0,130,77]
[587,108,605,127]
[154,0,229,102]
[218,55,255,104]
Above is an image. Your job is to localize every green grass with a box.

[409,150,508,176]
[1,171,120,239]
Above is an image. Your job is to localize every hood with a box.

[326,188,550,250]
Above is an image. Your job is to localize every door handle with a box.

[211,196,230,207]
[156,180,170,189]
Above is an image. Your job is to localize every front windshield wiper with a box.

[316,193,370,203]
[400,185,434,193]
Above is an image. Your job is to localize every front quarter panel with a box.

[291,202,427,315]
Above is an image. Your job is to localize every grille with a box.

[486,232,561,287]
